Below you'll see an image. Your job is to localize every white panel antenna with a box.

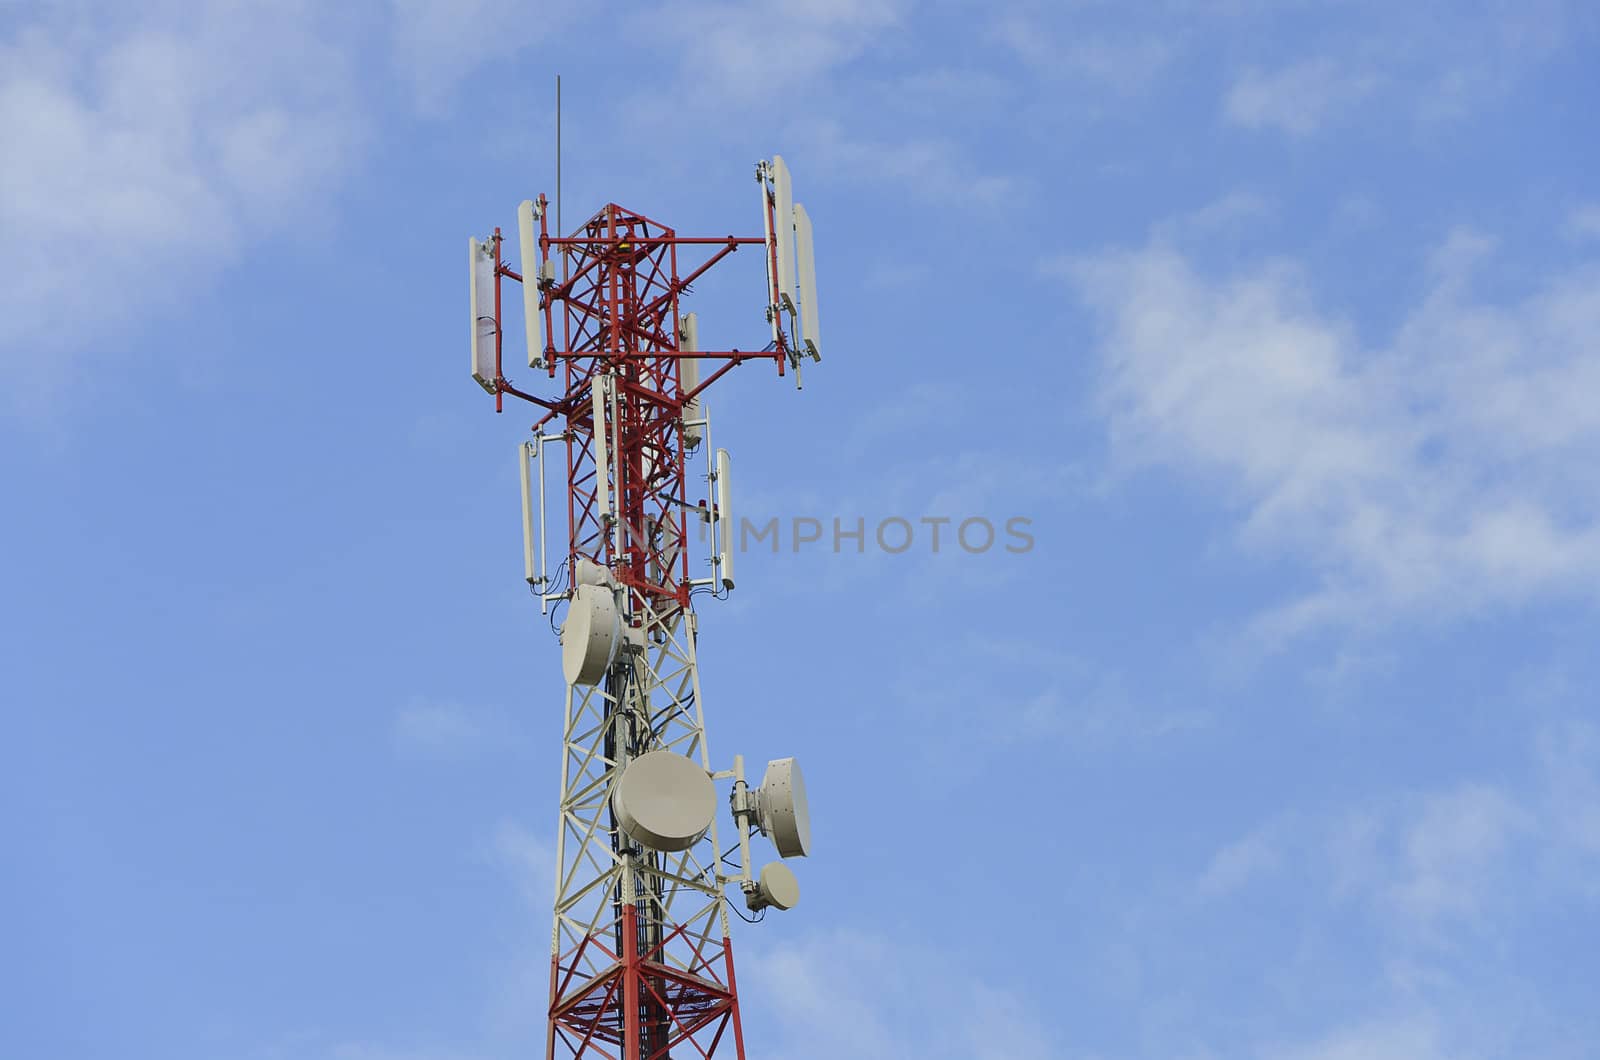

[715,447,735,591]
[793,203,821,361]
[520,441,537,585]
[521,431,571,614]
[680,312,703,448]
[469,237,496,393]
[757,163,778,346]
[517,199,544,368]
[771,155,796,318]
[591,376,611,520]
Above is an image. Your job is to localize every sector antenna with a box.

[464,153,826,1060]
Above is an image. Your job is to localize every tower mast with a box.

[468,159,821,1059]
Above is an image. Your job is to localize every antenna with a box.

[715,447,735,591]
[793,203,821,361]
[590,375,610,520]
[757,162,779,347]
[771,156,796,320]
[612,750,716,852]
[519,441,537,585]
[755,757,811,858]
[560,583,619,685]
[517,200,543,368]
[555,74,562,250]
[680,312,702,448]
[728,753,810,913]
[749,862,800,912]
[468,237,496,392]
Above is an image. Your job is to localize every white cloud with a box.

[1199,723,1600,936]
[1158,191,1275,240]
[1214,4,1586,134]
[1175,725,1600,1058]
[1570,205,1600,241]
[1224,58,1379,136]
[388,0,563,115]
[1536,721,1600,873]
[744,929,1053,1060]
[0,3,362,407]
[780,117,1016,205]
[1198,824,1283,897]
[992,14,1175,94]
[1065,232,1600,637]
[1390,785,1528,924]
[888,635,1207,767]
[327,1046,477,1060]
[491,818,555,907]
[1262,1015,1453,1060]
[392,699,510,760]
[639,0,904,98]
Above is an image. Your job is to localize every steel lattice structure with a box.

[472,174,801,1060]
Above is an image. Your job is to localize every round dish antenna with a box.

[756,757,811,858]
[560,583,619,686]
[612,750,717,852]
[748,861,800,912]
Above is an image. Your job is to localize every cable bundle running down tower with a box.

[468,157,821,1060]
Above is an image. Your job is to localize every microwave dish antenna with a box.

[612,750,717,852]
[756,757,812,859]
[559,583,619,686]
[750,861,800,912]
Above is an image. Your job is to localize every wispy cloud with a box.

[1387,784,1529,925]
[0,3,363,406]
[326,1045,479,1060]
[744,928,1053,1060]
[1178,722,1600,1057]
[991,13,1175,95]
[1197,723,1600,929]
[1198,821,1285,897]
[1061,228,1600,638]
[1537,721,1600,874]
[1569,204,1600,241]
[889,634,1208,767]
[1224,58,1379,136]
[785,117,1017,204]
[391,699,514,761]
[638,0,904,98]
[388,0,566,115]
[490,817,555,907]
[1262,1015,1455,1060]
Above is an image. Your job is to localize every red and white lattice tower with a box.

[468,157,820,1059]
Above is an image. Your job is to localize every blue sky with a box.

[3,2,1598,1058]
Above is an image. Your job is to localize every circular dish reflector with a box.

[752,861,800,911]
[611,750,716,852]
[757,757,811,858]
[561,583,619,686]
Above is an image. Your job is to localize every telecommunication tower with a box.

[467,155,821,1059]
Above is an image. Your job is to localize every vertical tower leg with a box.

[547,598,744,1059]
